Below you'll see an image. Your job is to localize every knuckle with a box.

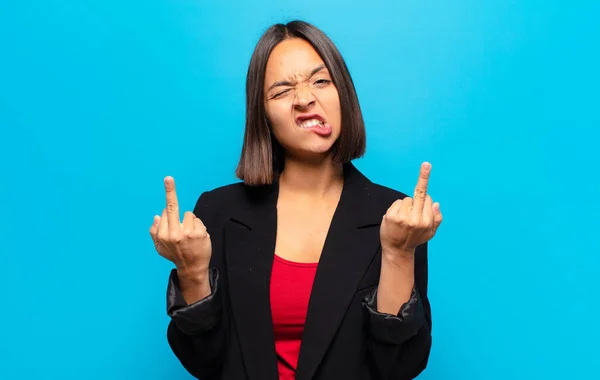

[414,188,427,199]
[383,212,397,223]
[167,202,179,213]
[169,231,182,243]
[197,227,209,238]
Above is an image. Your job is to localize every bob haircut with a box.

[235,20,366,186]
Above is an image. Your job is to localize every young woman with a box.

[150,20,443,380]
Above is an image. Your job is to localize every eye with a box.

[271,89,291,99]
[314,79,331,86]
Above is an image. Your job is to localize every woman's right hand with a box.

[150,176,212,283]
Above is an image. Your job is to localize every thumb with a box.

[432,202,443,232]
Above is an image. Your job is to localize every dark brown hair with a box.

[235,20,366,186]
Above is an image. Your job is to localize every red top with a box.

[270,254,318,380]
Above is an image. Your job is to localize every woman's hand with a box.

[150,177,212,282]
[380,162,443,262]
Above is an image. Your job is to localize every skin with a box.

[150,177,212,304]
[264,38,345,264]
[377,161,443,314]
[264,38,342,161]
[150,38,443,314]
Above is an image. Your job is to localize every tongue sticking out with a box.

[312,122,332,137]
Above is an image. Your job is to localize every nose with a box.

[293,84,316,108]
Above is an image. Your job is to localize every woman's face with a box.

[264,38,342,160]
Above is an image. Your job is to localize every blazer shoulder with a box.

[192,181,274,221]
[367,181,411,207]
[191,182,245,220]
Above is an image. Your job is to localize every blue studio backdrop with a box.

[1,1,598,379]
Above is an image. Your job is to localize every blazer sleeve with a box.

[165,191,228,380]
[362,243,432,380]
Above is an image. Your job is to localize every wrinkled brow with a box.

[267,64,327,92]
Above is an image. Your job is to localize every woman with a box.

[150,20,443,380]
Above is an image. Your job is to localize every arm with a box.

[165,191,228,380]
[367,162,440,379]
[363,243,432,380]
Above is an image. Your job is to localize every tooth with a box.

[298,118,324,128]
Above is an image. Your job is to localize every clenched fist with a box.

[380,162,443,260]
[149,176,212,281]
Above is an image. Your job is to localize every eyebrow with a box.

[267,64,327,92]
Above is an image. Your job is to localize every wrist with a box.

[177,267,209,285]
[381,247,415,267]
[177,268,212,305]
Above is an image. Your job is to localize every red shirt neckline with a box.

[274,254,319,268]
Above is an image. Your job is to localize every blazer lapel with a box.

[225,185,280,380]
[224,164,383,380]
[295,163,384,380]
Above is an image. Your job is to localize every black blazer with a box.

[165,163,432,380]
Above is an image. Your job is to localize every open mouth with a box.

[295,114,332,137]
[296,113,326,128]
[297,118,325,128]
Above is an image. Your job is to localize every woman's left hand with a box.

[380,162,443,261]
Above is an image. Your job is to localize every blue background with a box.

[1,1,599,379]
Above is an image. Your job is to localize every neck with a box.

[279,156,344,197]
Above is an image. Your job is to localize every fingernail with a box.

[433,202,440,212]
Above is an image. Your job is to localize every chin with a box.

[281,132,340,158]
[303,137,337,153]
[300,143,337,158]
[283,144,333,160]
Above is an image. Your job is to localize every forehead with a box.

[265,38,325,82]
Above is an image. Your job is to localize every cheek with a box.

[265,103,293,134]
[321,91,342,124]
